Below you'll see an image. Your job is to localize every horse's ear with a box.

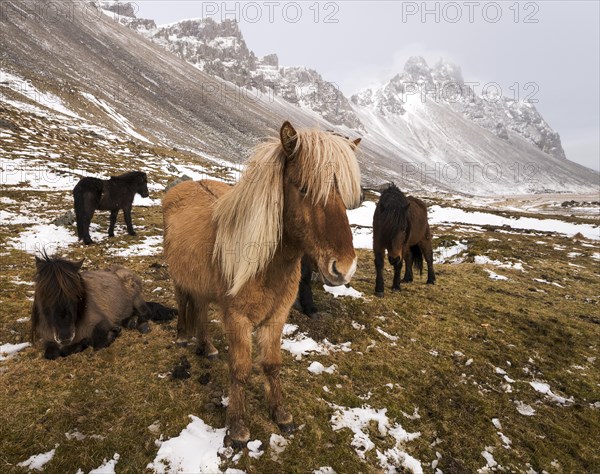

[352,137,361,148]
[280,121,298,158]
[35,256,43,270]
[75,259,84,270]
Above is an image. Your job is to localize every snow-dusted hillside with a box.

[0,0,597,195]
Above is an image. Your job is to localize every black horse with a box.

[73,171,149,245]
[373,184,435,297]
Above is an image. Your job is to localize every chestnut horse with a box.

[163,122,361,447]
[373,184,435,297]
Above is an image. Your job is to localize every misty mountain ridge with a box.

[0,0,596,196]
[102,2,566,163]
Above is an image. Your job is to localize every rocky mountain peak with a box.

[403,56,433,84]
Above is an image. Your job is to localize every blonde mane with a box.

[213,128,362,296]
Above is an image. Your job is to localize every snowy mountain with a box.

[352,57,566,160]
[102,8,363,129]
[1,0,597,195]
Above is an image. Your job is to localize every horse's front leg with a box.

[374,249,385,297]
[108,209,119,237]
[132,294,151,334]
[59,338,91,357]
[91,320,122,350]
[123,205,136,236]
[223,312,253,448]
[257,316,294,433]
[43,341,61,360]
[391,257,403,292]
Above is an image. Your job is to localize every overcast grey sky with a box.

[136,1,600,171]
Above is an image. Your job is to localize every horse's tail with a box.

[410,245,423,275]
[73,183,86,240]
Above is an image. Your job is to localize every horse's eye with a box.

[299,186,308,195]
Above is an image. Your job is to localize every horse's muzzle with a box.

[321,257,357,286]
[54,331,76,346]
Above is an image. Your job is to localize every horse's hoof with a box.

[128,231,137,236]
[226,423,250,449]
[196,343,219,360]
[137,322,151,334]
[391,287,400,293]
[108,233,115,238]
[278,421,296,435]
[375,291,384,298]
[427,280,436,285]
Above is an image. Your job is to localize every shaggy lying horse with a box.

[373,184,435,297]
[163,121,362,447]
[31,254,166,359]
[73,171,149,245]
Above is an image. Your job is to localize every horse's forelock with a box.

[35,258,84,307]
[294,129,362,209]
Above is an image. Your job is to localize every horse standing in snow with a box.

[73,171,149,245]
[162,121,362,447]
[31,254,156,360]
[373,184,435,297]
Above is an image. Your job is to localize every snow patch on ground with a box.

[474,255,525,271]
[376,327,399,341]
[485,269,508,281]
[89,453,120,474]
[17,447,57,471]
[8,224,91,255]
[269,433,289,461]
[323,284,363,299]
[529,381,574,405]
[429,205,600,240]
[434,241,468,263]
[514,401,536,416]
[108,235,163,257]
[0,342,31,361]
[329,403,421,473]
[307,361,337,374]
[147,416,229,473]
[281,330,352,361]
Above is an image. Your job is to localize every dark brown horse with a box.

[31,254,157,359]
[73,171,149,245]
[373,184,435,297]
[163,121,362,447]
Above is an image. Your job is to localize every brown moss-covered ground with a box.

[1,204,599,473]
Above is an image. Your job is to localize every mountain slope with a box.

[0,0,597,195]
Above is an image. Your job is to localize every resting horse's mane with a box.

[213,128,362,296]
[31,254,84,340]
[33,254,84,307]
